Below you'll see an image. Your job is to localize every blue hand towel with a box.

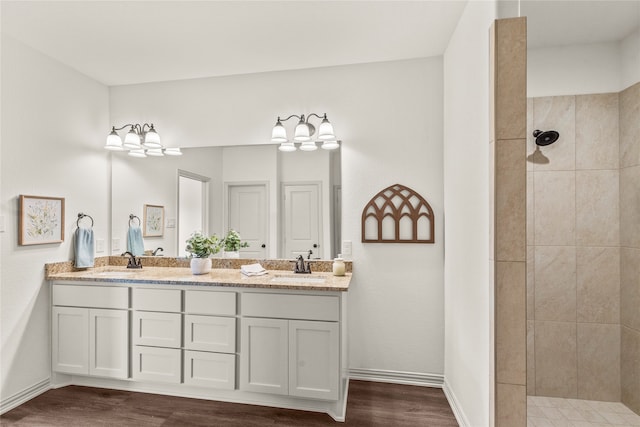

[74,227,95,268]
[127,225,145,256]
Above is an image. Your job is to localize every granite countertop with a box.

[47,265,350,292]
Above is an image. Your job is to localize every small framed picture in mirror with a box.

[143,204,164,237]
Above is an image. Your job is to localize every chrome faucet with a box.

[152,247,164,256]
[121,251,143,269]
[292,255,312,274]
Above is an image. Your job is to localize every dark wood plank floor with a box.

[1,380,458,426]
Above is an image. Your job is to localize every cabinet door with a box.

[289,320,339,400]
[183,350,235,389]
[89,309,128,379]
[52,307,89,375]
[240,318,288,395]
[133,311,181,348]
[184,315,236,353]
[132,346,181,384]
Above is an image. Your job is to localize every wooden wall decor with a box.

[361,184,434,243]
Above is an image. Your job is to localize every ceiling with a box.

[1,1,638,87]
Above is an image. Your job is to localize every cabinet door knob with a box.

[261,244,266,248]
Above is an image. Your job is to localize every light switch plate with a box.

[112,238,120,252]
[96,239,105,253]
[166,218,176,228]
[342,240,352,256]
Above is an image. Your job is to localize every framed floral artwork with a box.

[143,204,164,237]
[19,195,65,245]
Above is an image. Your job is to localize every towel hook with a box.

[129,214,141,227]
[77,213,94,228]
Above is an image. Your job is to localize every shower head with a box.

[533,129,559,146]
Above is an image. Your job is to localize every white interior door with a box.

[178,172,209,257]
[282,183,321,259]
[227,184,267,259]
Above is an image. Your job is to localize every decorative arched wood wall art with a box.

[361,184,434,243]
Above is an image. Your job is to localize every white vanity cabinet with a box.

[240,293,340,401]
[52,284,129,379]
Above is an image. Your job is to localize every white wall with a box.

[110,58,446,378]
[528,42,622,97]
[621,27,640,90]
[0,36,110,403]
[443,1,496,425]
[528,27,640,98]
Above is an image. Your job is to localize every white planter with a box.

[190,257,212,275]
[223,251,240,259]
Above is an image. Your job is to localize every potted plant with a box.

[185,231,221,274]
[222,229,249,258]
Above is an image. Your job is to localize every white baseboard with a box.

[348,368,444,388]
[0,378,51,415]
[443,379,470,427]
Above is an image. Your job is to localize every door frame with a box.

[280,181,323,260]
[223,181,270,257]
[177,170,210,256]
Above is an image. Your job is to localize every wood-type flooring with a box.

[1,380,458,426]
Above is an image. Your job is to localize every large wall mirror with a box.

[111,144,341,259]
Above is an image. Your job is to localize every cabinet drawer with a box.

[132,346,181,384]
[132,288,181,312]
[184,290,236,316]
[184,315,236,353]
[242,293,339,321]
[53,284,128,309]
[133,311,181,348]
[183,350,236,389]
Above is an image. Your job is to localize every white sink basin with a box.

[270,275,326,284]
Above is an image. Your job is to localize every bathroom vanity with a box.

[46,263,350,421]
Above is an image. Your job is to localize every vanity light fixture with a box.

[271,113,340,152]
[104,123,182,157]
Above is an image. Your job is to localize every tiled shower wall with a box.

[526,82,640,414]
[526,92,621,401]
[620,81,640,414]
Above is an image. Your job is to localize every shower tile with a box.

[576,170,620,247]
[533,96,576,172]
[534,171,576,246]
[494,18,527,141]
[576,93,619,170]
[495,138,526,262]
[497,383,526,426]
[576,246,620,324]
[620,82,640,168]
[535,246,576,322]
[621,247,640,332]
[577,323,620,402]
[621,326,640,414]
[620,165,640,248]
[528,245,535,320]
[496,261,526,385]
[528,320,536,396]
[528,171,534,246]
[535,321,577,398]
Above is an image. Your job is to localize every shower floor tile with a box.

[528,396,640,427]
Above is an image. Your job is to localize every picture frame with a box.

[19,195,65,245]
[143,204,164,237]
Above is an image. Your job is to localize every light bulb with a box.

[104,129,123,150]
[142,125,162,148]
[271,119,288,143]
[123,127,141,149]
[317,115,335,140]
[293,118,311,142]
